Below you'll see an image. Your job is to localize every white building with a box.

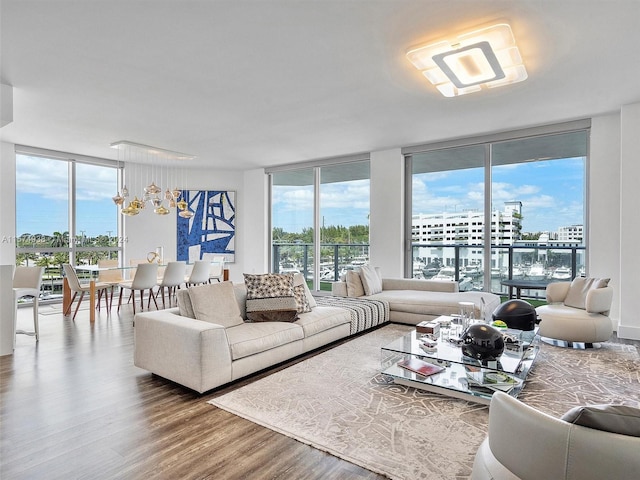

[558,225,584,242]
[412,202,523,268]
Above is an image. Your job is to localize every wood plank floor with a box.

[1,304,385,480]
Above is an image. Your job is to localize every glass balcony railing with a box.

[272,242,585,298]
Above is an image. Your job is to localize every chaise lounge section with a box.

[332,266,501,324]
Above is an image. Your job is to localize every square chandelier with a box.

[406,23,527,97]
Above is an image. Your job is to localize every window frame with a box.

[403,119,591,286]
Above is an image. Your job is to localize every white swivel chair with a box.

[62,264,111,320]
[536,280,613,346]
[117,263,159,314]
[156,261,186,308]
[185,260,211,287]
[472,391,640,480]
[13,266,44,342]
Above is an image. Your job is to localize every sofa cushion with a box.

[365,290,498,321]
[346,270,365,297]
[187,281,244,328]
[295,306,351,337]
[564,277,610,309]
[359,264,382,295]
[292,273,313,312]
[293,272,317,308]
[234,283,248,319]
[244,273,298,322]
[176,288,196,319]
[561,404,640,437]
[225,321,304,360]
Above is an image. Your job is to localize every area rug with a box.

[208,324,639,480]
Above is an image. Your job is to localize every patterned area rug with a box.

[209,324,639,480]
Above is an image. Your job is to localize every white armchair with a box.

[536,280,613,345]
[472,392,640,480]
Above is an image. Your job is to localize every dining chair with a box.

[97,259,123,310]
[209,259,224,283]
[117,263,159,314]
[185,260,211,287]
[13,266,44,342]
[156,261,186,308]
[62,264,111,320]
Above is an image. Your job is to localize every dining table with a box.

[63,263,230,322]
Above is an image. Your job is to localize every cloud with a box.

[17,155,116,202]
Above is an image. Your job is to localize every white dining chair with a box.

[185,260,211,287]
[97,259,123,310]
[209,259,224,283]
[62,264,111,320]
[13,266,44,342]
[156,261,186,308]
[117,263,159,314]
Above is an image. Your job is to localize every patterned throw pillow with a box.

[243,273,298,322]
[293,273,313,313]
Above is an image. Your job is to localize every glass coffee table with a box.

[381,317,540,405]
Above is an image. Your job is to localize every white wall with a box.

[370,148,404,278]
[0,142,16,264]
[241,168,269,275]
[123,164,247,282]
[618,102,640,340]
[589,114,621,324]
[0,143,16,355]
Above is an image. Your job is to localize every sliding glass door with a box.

[15,150,121,300]
[270,159,370,290]
[408,124,588,297]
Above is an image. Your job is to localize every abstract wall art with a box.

[177,190,236,263]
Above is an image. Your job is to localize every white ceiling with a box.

[2,0,639,170]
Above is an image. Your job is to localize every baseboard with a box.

[617,323,640,341]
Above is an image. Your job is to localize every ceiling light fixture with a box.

[406,23,527,97]
[110,141,196,217]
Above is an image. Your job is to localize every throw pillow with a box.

[187,281,244,328]
[564,276,610,309]
[292,273,313,313]
[176,288,195,319]
[243,273,298,322]
[346,270,365,297]
[359,264,383,296]
[561,404,640,437]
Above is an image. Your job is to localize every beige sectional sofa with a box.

[134,279,388,393]
[332,266,501,324]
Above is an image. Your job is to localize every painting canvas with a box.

[177,190,236,263]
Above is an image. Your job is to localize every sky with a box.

[15,155,119,239]
[15,154,585,239]
[273,157,585,234]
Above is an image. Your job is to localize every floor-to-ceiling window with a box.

[270,157,370,290]
[407,121,588,297]
[15,148,121,300]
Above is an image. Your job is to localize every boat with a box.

[462,264,482,277]
[413,261,426,279]
[511,265,525,279]
[552,266,572,280]
[526,263,548,281]
[491,267,505,278]
[433,266,455,281]
[422,262,441,278]
[458,276,474,291]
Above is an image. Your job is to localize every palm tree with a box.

[51,231,69,248]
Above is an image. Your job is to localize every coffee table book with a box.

[465,366,522,393]
[397,357,444,377]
